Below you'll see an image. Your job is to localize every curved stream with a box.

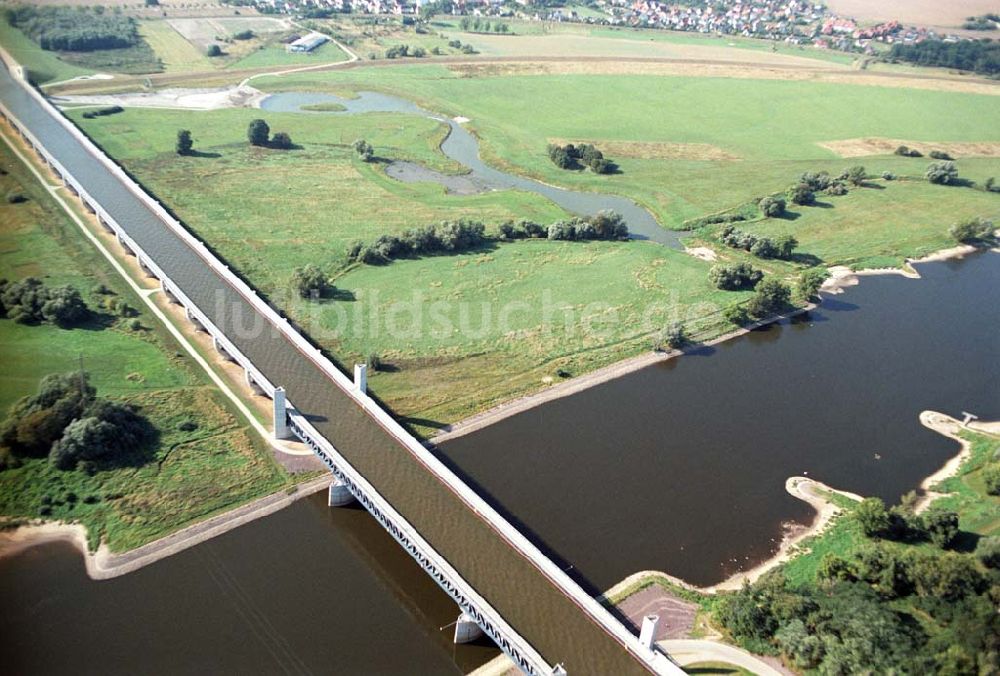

[260,91,683,247]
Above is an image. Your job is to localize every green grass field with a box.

[0,138,290,551]
[70,63,1000,428]
[0,19,94,84]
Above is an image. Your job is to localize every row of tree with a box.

[0,372,153,472]
[0,278,88,328]
[458,17,510,34]
[385,44,427,59]
[6,6,142,52]
[546,143,616,174]
[719,225,798,260]
[888,39,1000,76]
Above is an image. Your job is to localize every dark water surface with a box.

[0,493,498,675]
[439,253,1000,590]
[261,91,682,247]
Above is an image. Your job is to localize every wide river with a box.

[4,252,997,672]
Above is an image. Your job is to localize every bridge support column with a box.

[961,411,978,427]
[161,281,179,304]
[354,363,367,395]
[453,612,484,644]
[212,336,235,361]
[273,387,291,440]
[244,368,264,395]
[328,477,355,507]
[186,307,206,332]
[639,614,660,651]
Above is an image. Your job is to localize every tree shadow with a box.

[820,298,859,312]
[778,210,801,221]
[788,252,824,266]
[950,530,980,554]
[92,420,160,471]
[811,200,835,209]
[859,180,886,190]
[681,342,716,358]
[186,149,222,159]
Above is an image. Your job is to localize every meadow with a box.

[0,137,290,551]
[70,60,999,428]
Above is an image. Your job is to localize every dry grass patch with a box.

[547,137,739,161]
[820,138,1000,158]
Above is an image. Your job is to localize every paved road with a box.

[660,640,789,676]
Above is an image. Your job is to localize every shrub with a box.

[922,507,959,548]
[975,536,1000,568]
[949,217,994,245]
[799,171,831,191]
[983,462,1000,495]
[367,352,383,371]
[270,131,293,149]
[708,263,763,291]
[247,119,269,147]
[854,497,891,538]
[758,195,786,218]
[845,165,867,186]
[175,129,193,156]
[658,322,688,350]
[894,145,922,158]
[826,181,848,196]
[798,268,830,300]
[206,44,223,57]
[6,191,27,204]
[881,171,895,180]
[1,278,88,327]
[232,29,254,40]
[789,183,815,206]
[929,150,953,160]
[291,264,331,299]
[926,161,959,185]
[353,138,374,162]
[723,304,751,326]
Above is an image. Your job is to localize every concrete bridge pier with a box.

[327,477,356,507]
[161,281,179,304]
[138,257,155,279]
[273,387,291,440]
[97,216,114,233]
[354,363,367,394]
[639,614,660,651]
[244,368,265,396]
[211,335,235,361]
[453,612,485,644]
[185,307,207,332]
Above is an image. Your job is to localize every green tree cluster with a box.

[708,262,763,291]
[5,5,141,52]
[926,160,960,185]
[949,217,994,245]
[719,225,797,260]
[546,143,615,174]
[290,264,332,299]
[0,277,88,327]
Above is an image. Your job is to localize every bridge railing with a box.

[0,50,681,675]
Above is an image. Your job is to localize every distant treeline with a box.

[888,39,1000,76]
[5,5,141,52]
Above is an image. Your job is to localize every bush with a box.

[826,181,848,196]
[709,263,763,291]
[975,536,1000,568]
[854,497,891,537]
[367,352,383,371]
[723,304,751,326]
[6,191,27,204]
[798,268,830,301]
[881,171,895,180]
[789,183,815,206]
[949,217,994,245]
[270,131,293,149]
[353,138,374,162]
[175,129,193,156]
[206,44,223,57]
[758,195,786,218]
[547,142,616,173]
[0,372,95,458]
[658,322,688,350]
[926,161,959,185]
[799,171,831,191]
[291,264,331,299]
[845,165,867,186]
[1,278,88,327]
[232,29,254,40]
[982,462,1000,495]
[746,279,791,318]
[247,119,269,146]
[894,145,923,158]
[49,399,152,471]
[922,507,959,549]
[929,150,953,160]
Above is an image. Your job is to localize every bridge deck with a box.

[0,67,652,674]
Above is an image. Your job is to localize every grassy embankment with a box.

[0,138,291,552]
[72,66,999,430]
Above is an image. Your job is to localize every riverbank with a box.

[0,476,331,579]
[436,243,996,444]
[603,410,998,601]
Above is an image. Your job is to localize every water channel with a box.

[260,91,682,247]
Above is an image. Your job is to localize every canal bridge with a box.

[0,53,682,675]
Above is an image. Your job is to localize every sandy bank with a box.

[0,476,331,579]
[51,85,267,111]
[915,410,1000,512]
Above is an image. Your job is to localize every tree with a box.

[658,322,688,350]
[923,507,960,548]
[290,264,331,299]
[789,182,815,206]
[723,303,750,326]
[353,138,374,162]
[270,131,293,149]
[40,285,87,327]
[247,119,270,147]
[175,129,193,156]
[206,44,222,57]
[774,234,798,259]
[910,552,983,601]
[0,371,94,458]
[798,268,829,300]
[708,262,763,291]
[746,278,791,317]
[759,195,786,218]
[975,535,1000,568]
[949,217,994,244]
[982,462,1000,495]
[926,161,959,185]
[854,497,891,537]
[845,165,867,186]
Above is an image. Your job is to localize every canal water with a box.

[0,492,497,675]
[260,91,681,247]
[439,252,1000,590]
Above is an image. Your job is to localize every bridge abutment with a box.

[354,363,367,394]
[327,477,356,507]
[453,612,485,644]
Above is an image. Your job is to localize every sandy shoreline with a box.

[436,244,996,444]
[604,409,997,601]
[0,476,331,579]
